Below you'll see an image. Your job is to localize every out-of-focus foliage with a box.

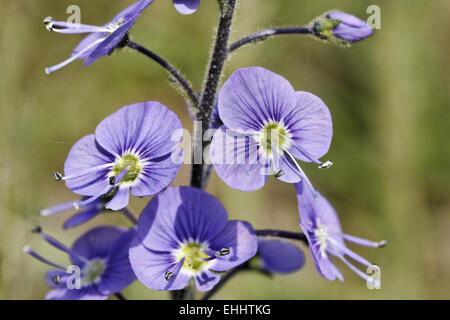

[0,0,449,299]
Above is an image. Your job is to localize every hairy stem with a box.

[255,229,309,246]
[229,27,312,52]
[190,0,236,189]
[127,40,199,108]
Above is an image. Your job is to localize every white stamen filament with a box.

[45,36,107,74]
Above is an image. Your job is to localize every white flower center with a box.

[81,259,106,286]
[314,219,329,258]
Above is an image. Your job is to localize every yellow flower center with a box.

[111,153,142,183]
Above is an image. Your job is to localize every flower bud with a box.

[313,11,373,43]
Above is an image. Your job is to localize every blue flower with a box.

[210,67,333,193]
[129,186,258,291]
[295,180,385,284]
[24,226,137,300]
[61,101,183,211]
[44,0,153,73]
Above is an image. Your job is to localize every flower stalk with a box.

[190,0,236,189]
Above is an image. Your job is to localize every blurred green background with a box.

[1,0,449,299]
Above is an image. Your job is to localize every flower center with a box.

[314,219,329,258]
[177,243,210,274]
[259,122,290,156]
[111,153,143,184]
[82,259,106,285]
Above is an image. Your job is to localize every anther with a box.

[377,240,387,248]
[52,275,61,285]
[43,16,54,31]
[109,176,116,185]
[164,271,174,281]
[53,171,64,181]
[31,226,42,234]
[215,248,230,257]
[274,169,284,178]
[318,161,333,169]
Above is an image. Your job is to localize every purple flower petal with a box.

[209,220,258,272]
[257,239,305,274]
[173,0,200,15]
[129,238,190,291]
[328,11,373,42]
[112,0,154,22]
[210,126,268,191]
[286,91,332,163]
[295,181,343,239]
[84,16,138,66]
[71,32,107,59]
[194,270,220,292]
[105,186,130,210]
[97,228,137,295]
[64,134,113,197]
[131,150,183,197]
[94,102,182,160]
[69,226,128,266]
[136,186,229,252]
[218,67,295,134]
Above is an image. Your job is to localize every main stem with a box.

[171,0,237,301]
[190,0,236,189]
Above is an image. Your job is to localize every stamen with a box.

[40,200,77,216]
[335,232,387,248]
[33,227,89,263]
[23,245,67,270]
[45,36,107,74]
[43,16,54,31]
[61,163,114,181]
[319,160,333,169]
[164,271,174,281]
[53,171,63,181]
[283,149,318,198]
[52,275,61,285]
[340,256,379,287]
[274,168,284,178]
[215,247,230,257]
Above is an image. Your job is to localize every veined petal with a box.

[286,91,332,163]
[194,270,220,292]
[94,102,182,159]
[84,16,138,66]
[218,67,295,133]
[129,238,190,291]
[209,220,258,272]
[64,134,114,197]
[112,0,154,22]
[210,126,268,192]
[131,150,183,197]
[136,187,229,252]
[97,228,137,295]
[70,226,128,266]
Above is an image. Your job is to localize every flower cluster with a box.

[27,0,383,300]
